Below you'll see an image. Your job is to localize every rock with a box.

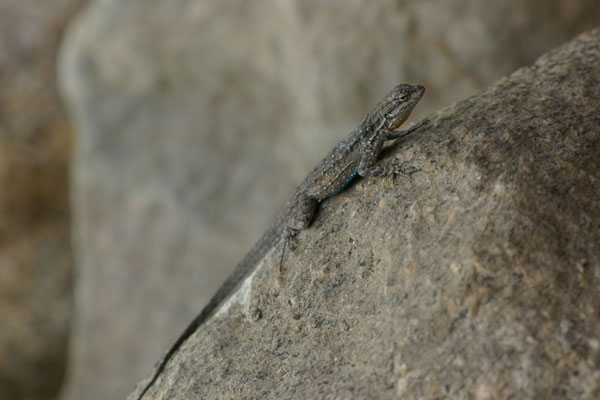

[130,28,600,400]
[0,0,86,399]
[58,0,600,398]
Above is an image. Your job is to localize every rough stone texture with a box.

[0,0,86,399]
[130,28,600,400]
[58,0,600,399]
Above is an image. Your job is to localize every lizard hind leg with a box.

[278,226,298,276]
[278,195,318,275]
[286,195,319,234]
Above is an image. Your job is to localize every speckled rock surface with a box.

[130,28,600,400]
[58,1,600,398]
[0,1,86,399]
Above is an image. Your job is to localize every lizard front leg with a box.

[357,136,389,178]
[387,118,427,140]
[357,135,416,182]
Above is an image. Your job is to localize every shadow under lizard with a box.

[135,83,426,399]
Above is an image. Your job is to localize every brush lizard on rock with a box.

[136,83,426,399]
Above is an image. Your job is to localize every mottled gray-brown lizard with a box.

[136,83,425,399]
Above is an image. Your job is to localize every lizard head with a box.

[379,84,425,131]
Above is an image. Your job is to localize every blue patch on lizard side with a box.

[336,171,359,194]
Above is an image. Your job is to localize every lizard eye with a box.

[398,95,407,101]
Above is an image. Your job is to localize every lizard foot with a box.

[283,227,300,251]
[279,227,299,275]
[386,160,420,184]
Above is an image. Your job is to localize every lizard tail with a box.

[136,222,285,399]
[135,307,209,400]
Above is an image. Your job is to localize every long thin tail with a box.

[135,306,210,400]
[136,223,284,399]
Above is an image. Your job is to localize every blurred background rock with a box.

[0,0,87,399]
[0,0,598,399]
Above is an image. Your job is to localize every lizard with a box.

[135,83,425,400]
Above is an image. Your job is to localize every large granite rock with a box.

[58,0,600,398]
[0,0,86,399]
[130,28,600,400]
